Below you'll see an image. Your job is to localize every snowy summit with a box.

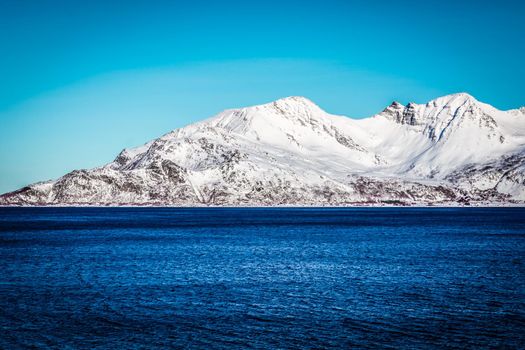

[2,93,525,206]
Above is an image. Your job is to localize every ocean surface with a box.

[1,207,524,349]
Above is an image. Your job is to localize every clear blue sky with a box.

[1,0,524,193]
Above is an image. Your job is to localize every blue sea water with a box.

[0,207,524,349]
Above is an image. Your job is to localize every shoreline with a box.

[1,203,524,208]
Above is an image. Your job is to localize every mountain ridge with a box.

[2,93,524,206]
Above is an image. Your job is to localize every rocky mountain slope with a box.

[1,93,524,206]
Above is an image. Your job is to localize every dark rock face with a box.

[401,103,418,126]
[380,102,420,126]
[381,101,406,123]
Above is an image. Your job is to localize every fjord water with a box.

[1,208,524,349]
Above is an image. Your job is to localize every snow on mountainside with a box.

[1,93,524,206]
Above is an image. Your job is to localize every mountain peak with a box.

[428,92,478,107]
[381,93,478,116]
[378,92,488,130]
[274,95,314,104]
[266,96,321,113]
[205,95,326,139]
[238,95,325,122]
[225,96,324,120]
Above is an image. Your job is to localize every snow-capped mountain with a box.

[2,93,524,206]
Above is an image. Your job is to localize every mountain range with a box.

[1,93,524,206]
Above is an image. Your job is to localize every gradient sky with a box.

[1,0,524,193]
